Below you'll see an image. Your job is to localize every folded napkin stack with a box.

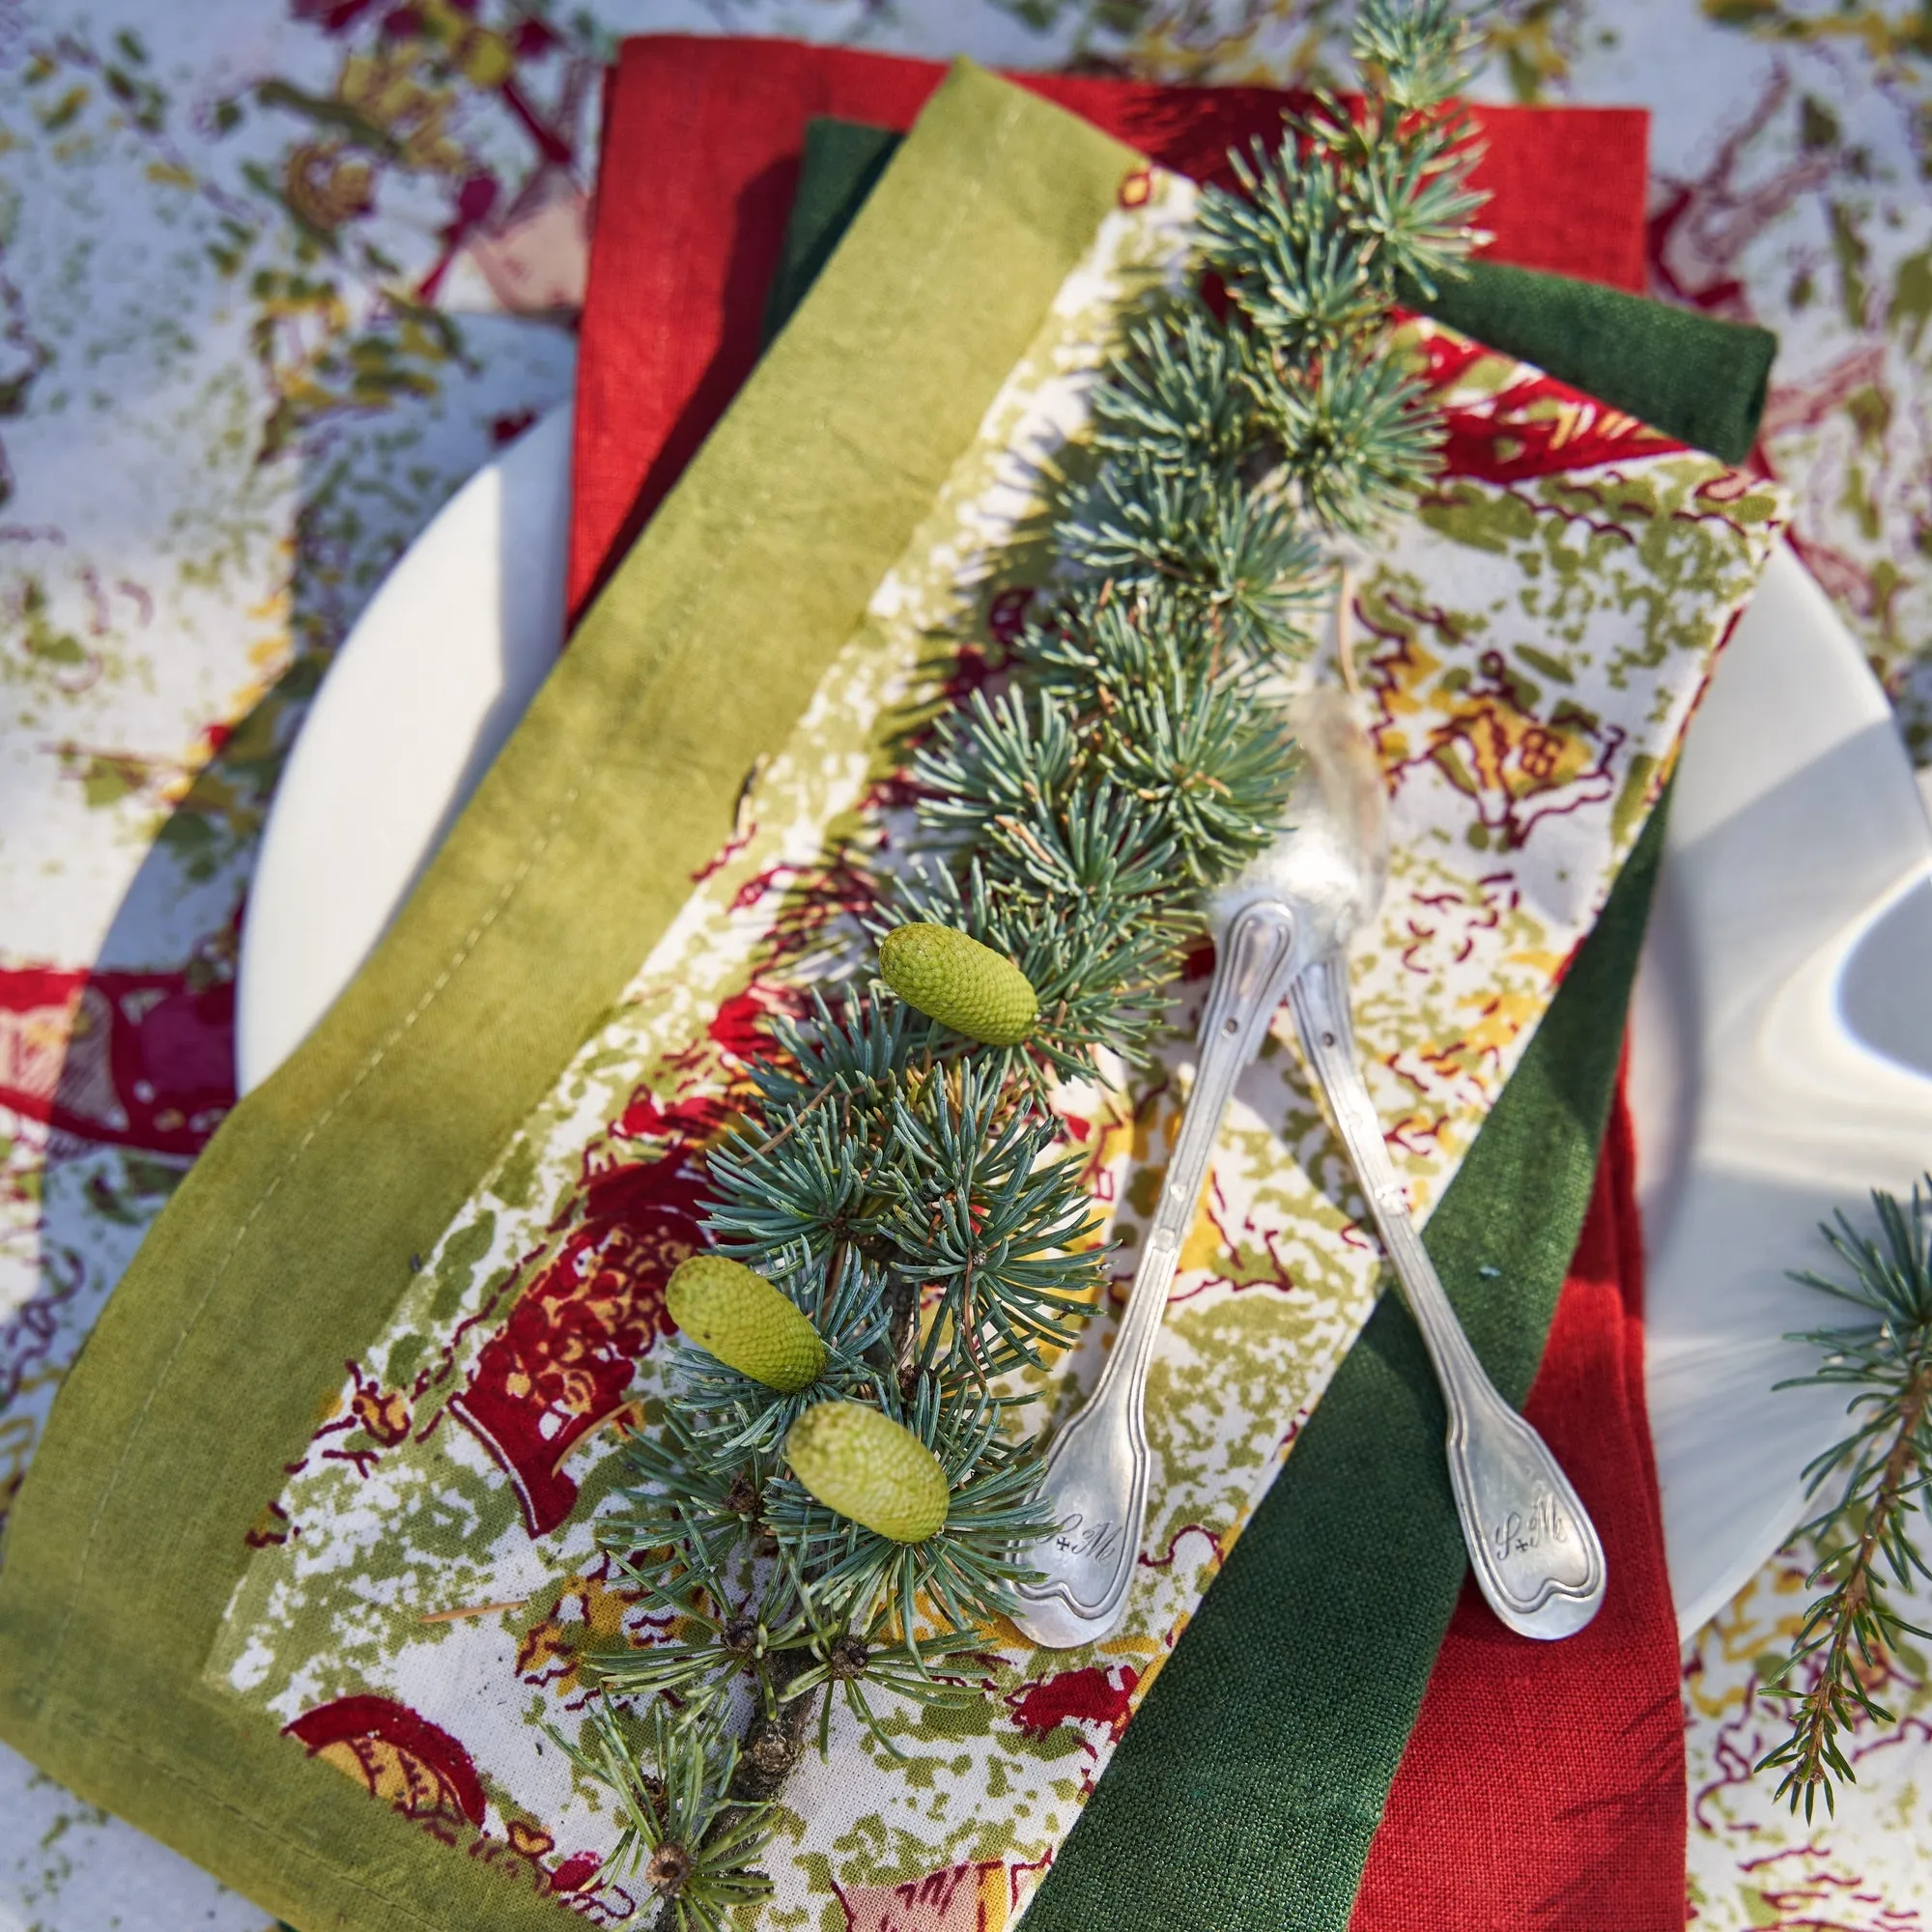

[571,46,1776,1931]
[0,39,1784,1932]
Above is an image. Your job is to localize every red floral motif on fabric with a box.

[1356,605,1629,853]
[985,585,1038,648]
[1005,1662,1140,1742]
[0,964,234,1155]
[1417,324,1687,485]
[834,1856,1047,1932]
[547,1851,603,1894]
[449,1143,707,1536]
[701,985,786,1067]
[286,1694,488,1829]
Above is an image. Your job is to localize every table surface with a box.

[1,5,1928,1928]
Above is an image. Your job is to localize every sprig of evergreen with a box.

[1757,1180,1932,1817]
[560,3,1485,1907]
[546,1701,774,1932]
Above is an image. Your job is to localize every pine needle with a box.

[1756,1179,1932,1817]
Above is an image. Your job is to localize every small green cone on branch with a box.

[784,1401,950,1543]
[878,923,1037,1048]
[665,1254,827,1394]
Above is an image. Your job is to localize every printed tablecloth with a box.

[1,4,1928,1928]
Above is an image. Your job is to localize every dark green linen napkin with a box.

[1416,259,1775,467]
[773,117,1776,465]
[1032,810,1662,1932]
[765,115,1771,1931]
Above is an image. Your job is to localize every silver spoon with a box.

[1011,689,1605,1647]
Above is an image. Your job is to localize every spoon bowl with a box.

[1212,686,1388,962]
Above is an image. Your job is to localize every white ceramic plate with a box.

[1633,545,1932,1634]
[234,405,574,1092]
[238,413,1932,1639]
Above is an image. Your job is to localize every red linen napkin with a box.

[568,35,1648,623]
[568,36,1682,1928]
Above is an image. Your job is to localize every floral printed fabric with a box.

[204,171,1784,1924]
[3,4,1930,1928]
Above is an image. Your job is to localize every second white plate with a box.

[1633,544,1932,1634]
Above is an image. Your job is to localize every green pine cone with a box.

[877,923,1037,1047]
[665,1255,827,1394]
[784,1401,950,1544]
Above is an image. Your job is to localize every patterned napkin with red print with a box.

[573,43,1688,1931]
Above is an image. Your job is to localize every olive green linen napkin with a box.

[760,111,1769,1932]
[0,64,1146,1932]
